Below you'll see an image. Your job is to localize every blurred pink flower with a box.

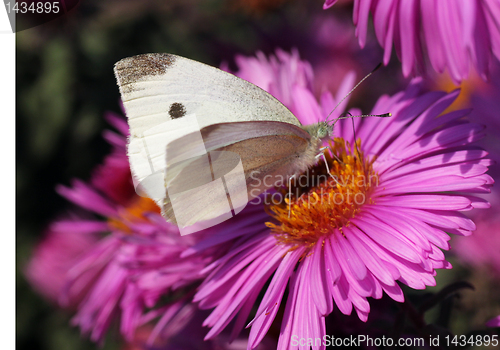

[453,212,500,277]
[187,50,492,349]
[308,15,371,96]
[325,0,500,84]
[451,69,500,278]
[487,315,500,327]
[26,112,212,344]
[124,310,277,350]
[25,220,101,307]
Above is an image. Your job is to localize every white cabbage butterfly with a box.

[114,53,383,233]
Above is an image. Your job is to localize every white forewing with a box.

[114,53,301,133]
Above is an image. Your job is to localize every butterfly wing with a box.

[114,53,302,203]
[164,120,312,167]
[162,121,317,230]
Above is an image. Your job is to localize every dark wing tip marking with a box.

[169,102,186,119]
[114,53,176,88]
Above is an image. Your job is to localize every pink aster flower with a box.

[26,112,211,345]
[324,0,500,84]
[185,50,492,349]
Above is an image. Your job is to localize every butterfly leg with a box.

[287,174,297,218]
[320,144,344,165]
[316,147,341,185]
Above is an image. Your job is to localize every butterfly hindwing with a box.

[162,121,314,227]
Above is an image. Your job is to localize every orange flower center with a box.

[108,196,161,233]
[266,138,377,249]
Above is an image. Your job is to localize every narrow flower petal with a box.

[326,0,500,83]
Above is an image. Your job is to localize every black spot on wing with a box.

[169,102,186,119]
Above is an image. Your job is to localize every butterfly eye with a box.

[317,124,331,139]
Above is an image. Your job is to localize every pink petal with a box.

[355,0,373,48]
[310,241,334,315]
[375,194,471,210]
[398,0,418,76]
[352,215,423,264]
[345,226,398,285]
[420,0,446,72]
[323,0,339,10]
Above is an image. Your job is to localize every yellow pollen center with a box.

[265,138,377,249]
[108,196,161,233]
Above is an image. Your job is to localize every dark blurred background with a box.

[16,1,500,349]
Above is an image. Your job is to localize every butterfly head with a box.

[303,122,333,141]
[316,122,333,140]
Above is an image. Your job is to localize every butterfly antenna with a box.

[326,63,383,123]
[334,112,391,122]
